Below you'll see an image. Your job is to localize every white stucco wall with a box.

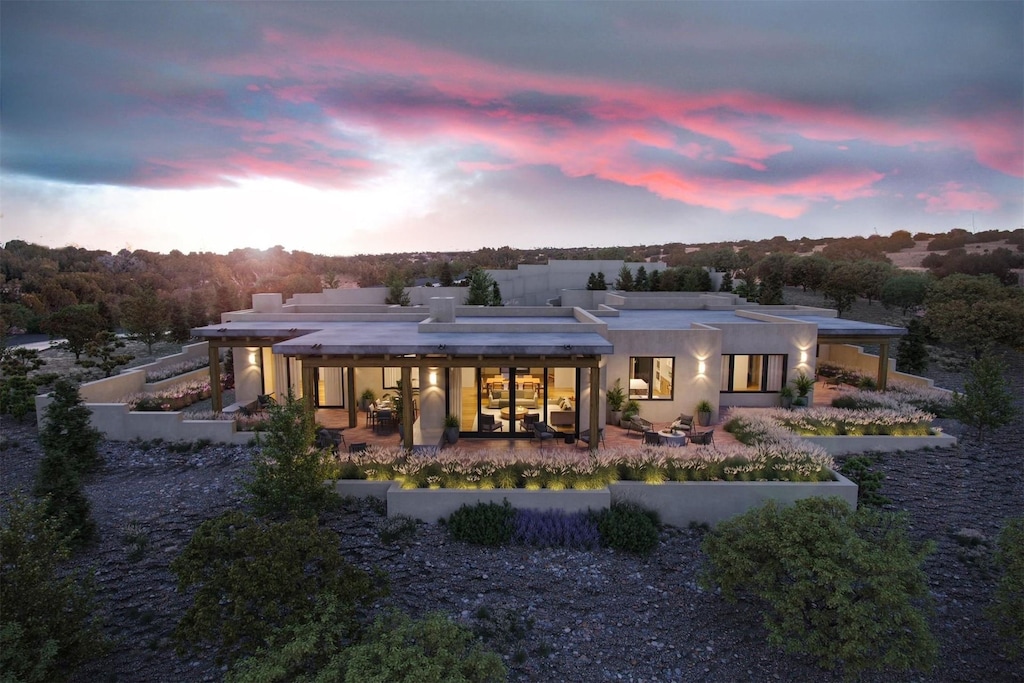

[604,326,723,424]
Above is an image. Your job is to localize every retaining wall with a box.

[334,470,857,527]
[803,432,957,455]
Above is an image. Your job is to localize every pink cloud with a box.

[148,24,1019,214]
[916,182,1000,213]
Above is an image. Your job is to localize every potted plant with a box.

[359,388,376,412]
[606,379,626,426]
[695,399,713,426]
[791,372,814,408]
[443,414,460,445]
[779,385,794,409]
[622,399,641,425]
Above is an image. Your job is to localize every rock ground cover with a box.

[2,327,1021,681]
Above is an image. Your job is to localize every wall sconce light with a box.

[248,352,257,365]
[800,351,808,364]
[698,361,706,375]
[429,371,437,386]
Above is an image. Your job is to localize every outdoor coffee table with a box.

[658,429,688,447]
[499,406,528,421]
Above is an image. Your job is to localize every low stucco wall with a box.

[609,473,858,528]
[33,398,254,445]
[387,484,610,523]
[803,432,957,455]
[334,474,858,528]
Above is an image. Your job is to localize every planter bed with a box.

[609,472,857,528]
[334,472,856,527]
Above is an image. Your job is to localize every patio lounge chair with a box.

[532,421,557,446]
[315,427,345,453]
[626,415,653,436]
[643,430,661,446]
[690,429,715,446]
[480,414,504,433]
[348,442,367,454]
[671,414,694,432]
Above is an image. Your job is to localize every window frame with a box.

[720,354,788,393]
[628,356,675,401]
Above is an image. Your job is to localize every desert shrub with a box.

[989,517,1024,658]
[701,497,936,677]
[38,378,102,474]
[0,495,106,682]
[377,514,419,544]
[593,502,660,555]
[225,592,368,683]
[0,374,38,421]
[343,610,507,683]
[511,509,601,550]
[446,501,515,547]
[247,392,338,518]
[33,451,97,547]
[838,455,889,508]
[171,511,386,664]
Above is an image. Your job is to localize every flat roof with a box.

[195,321,613,356]
[603,309,769,330]
[776,314,905,337]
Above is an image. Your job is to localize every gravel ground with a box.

[1,348,1021,682]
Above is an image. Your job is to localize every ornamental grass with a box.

[328,440,836,489]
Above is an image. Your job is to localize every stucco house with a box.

[191,260,907,451]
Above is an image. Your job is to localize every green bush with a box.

[593,502,660,555]
[989,517,1024,658]
[701,497,936,677]
[343,611,507,683]
[171,511,386,664]
[446,501,514,547]
[839,455,889,508]
[0,495,105,682]
[248,392,338,518]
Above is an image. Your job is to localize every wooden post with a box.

[878,341,890,391]
[589,365,601,453]
[346,366,357,428]
[401,366,414,450]
[209,344,222,413]
[301,364,316,414]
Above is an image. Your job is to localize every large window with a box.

[629,357,674,400]
[721,354,787,392]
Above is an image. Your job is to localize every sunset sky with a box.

[2,1,1021,256]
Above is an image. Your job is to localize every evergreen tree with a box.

[39,379,102,475]
[634,265,649,291]
[895,319,929,374]
[384,273,410,306]
[42,304,107,359]
[464,268,496,306]
[595,271,607,290]
[76,331,134,378]
[1,495,105,681]
[166,299,193,343]
[33,452,96,547]
[649,269,662,292]
[951,354,1019,439]
[719,270,733,292]
[490,281,502,306]
[615,265,634,291]
[122,287,167,353]
[586,272,599,290]
[438,261,455,287]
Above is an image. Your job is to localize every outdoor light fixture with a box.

[429,371,437,386]
[698,361,706,375]
[800,351,808,363]
[248,352,257,364]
